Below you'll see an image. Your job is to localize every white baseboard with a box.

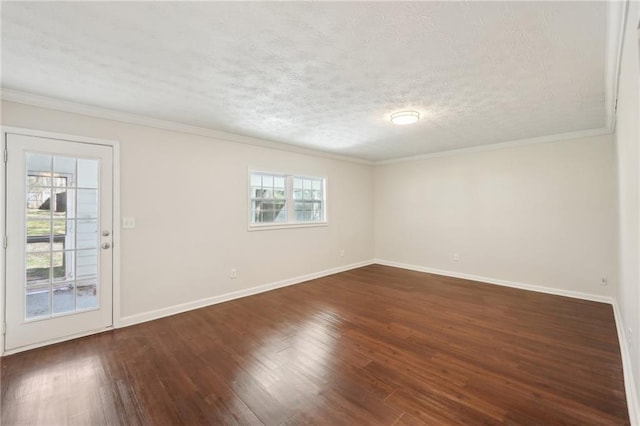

[119,260,375,327]
[613,301,640,426]
[374,259,614,304]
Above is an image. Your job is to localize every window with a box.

[249,171,326,229]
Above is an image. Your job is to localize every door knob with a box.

[101,242,111,249]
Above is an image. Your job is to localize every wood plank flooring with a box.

[1,265,629,425]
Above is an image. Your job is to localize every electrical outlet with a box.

[601,276,608,286]
[230,269,237,279]
[340,249,345,257]
[453,253,460,262]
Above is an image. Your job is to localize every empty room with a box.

[1,1,639,425]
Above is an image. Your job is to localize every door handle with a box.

[101,242,111,250]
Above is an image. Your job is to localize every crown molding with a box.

[0,88,374,166]
[605,0,628,132]
[0,85,617,168]
[374,127,613,165]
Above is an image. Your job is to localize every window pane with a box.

[26,285,50,319]
[53,283,75,314]
[77,159,98,188]
[250,174,262,187]
[274,176,285,188]
[251,187,263,198]
[275,209,287,222]
[249,173,325,226]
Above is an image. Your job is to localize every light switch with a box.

[122,217,136,229]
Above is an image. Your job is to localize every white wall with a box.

[374,134,618,299]
[0,100,374,322]
[615,0,640,415]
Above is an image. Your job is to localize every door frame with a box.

[0,126,121,355]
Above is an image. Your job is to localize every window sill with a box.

[248,221,328,232]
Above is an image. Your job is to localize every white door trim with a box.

[0,126,121,355]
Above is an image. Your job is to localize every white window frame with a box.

[248,170,328,231]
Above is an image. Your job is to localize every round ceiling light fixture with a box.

[390,110,420,125]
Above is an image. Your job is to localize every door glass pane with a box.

[76,279,97,310]
[58,189,76,219]
[52,176,68,187]
[27,220,51,237]
[53,156,75,177]
[77,189,98,218]
[52,189,70,218]
[52,250,76,282]
[27,240,50,253]
[77,220,97,249]
[27,186,51,220]
[26,153,51,175]
[77,159,98,188]
[26,252,50,283]
[23,151,102,320]
[52,283,75,314]
[26,285,51,319]
[76,249,98,278]
[27,221,51,252]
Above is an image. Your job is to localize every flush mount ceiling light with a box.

[390,110,420,125]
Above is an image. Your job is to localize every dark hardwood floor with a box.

[1,265,629,425]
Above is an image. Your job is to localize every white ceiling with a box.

[1,1,608,162]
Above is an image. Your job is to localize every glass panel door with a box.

[25,154,99,319]
[5,133,113,352]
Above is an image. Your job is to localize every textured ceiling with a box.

[1,2,607,161]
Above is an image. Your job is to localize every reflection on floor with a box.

[1,265,630,425]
